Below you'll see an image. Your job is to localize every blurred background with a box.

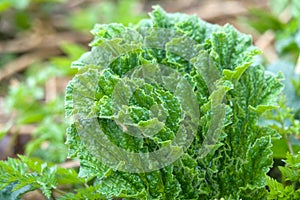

[0,0,299,198]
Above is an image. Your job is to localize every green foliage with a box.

[245,8,284,33]
[245,1,300,198]
[68,0,145,32]
[268,61,300,111]
[0,0,31,12]
[65,6,283,199]
[275,20,300,62]
[58,185,105,200]
[246,0,300,160]
[245,1,300,63]
[2,43,85,163]
[0,181,31,200]
[1,0,148,198]
[267,152,300,199]
[262,95,300,158]
[0,155,82,199]
[270,0,300,18]
[292,75,300,97]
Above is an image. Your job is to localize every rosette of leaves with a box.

[65,6,283,199]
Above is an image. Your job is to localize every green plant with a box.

[2,43,86,163]
[243,1,300,198]
[65,6,283,199]
[245,0,300,159]
[270,0,300,19]
[261,95,300,158]
[0,155,82,199]
[267,152,300,199]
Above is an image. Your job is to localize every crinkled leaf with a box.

[65,6,283,199]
